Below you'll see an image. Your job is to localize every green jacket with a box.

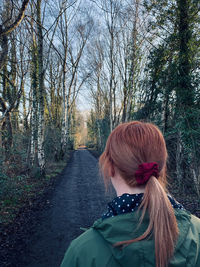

[61,209,200,267]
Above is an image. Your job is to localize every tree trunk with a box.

[10,35,19,131]
[30,41,38,167]
[60,3,69,158]
[109,29,114,132]
[122,55,128,123]
[175,131,184,187]
[21,79,28,130]
[2,112,13,162]
[125,0,139,122]
[175,0,199,194]
[36,0,45,175]
[60,45,68,158]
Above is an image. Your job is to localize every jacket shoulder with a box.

[70,227,105,249]
[61,228,116,267]
[178,214,200,267]
[190,214,200,231]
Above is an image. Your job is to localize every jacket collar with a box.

[102,193,184,220]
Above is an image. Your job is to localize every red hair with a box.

[99,121,178,267]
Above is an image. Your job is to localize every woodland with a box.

[0,0,200,226]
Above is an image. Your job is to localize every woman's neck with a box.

[111,173,145,197]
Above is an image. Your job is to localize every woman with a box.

[61,121,200,267]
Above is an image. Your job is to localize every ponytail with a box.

[114,176,179,267]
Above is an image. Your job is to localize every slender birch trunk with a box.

[10,35,19,130]
[125,0,139,122]
[191,168,200,197]
[30,7,38,167]
[0,54,13,161]
[30,47,38,166]
[1,102,13,162]
[175,131,184,187]
[122,52,128,122]
[60,3,69,157]
[36,0,45,175]
[109,29,114,132]
[60,43,68,156]
[96,74,102,150]
[21,79,28,130]
[61,59,67,157]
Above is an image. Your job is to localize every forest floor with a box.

[0,160,68,226]
[0,148,114,267]
[0,148,199,267]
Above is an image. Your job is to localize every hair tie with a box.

[135,162,159,185]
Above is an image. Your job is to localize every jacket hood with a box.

[92,209,192,267]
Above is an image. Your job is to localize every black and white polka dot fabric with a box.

[102,193,184,220]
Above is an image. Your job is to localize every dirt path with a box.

[16,149,114,267]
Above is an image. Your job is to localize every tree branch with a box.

[0,0,30,37]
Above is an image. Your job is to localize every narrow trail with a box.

[18,149,114,267]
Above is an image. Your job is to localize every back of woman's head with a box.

[99,121,179,267]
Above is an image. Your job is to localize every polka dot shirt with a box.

[102,193,184,220]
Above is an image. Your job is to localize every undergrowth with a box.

[0,155,70,226]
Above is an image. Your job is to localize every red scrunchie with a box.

[135,162,159,185]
